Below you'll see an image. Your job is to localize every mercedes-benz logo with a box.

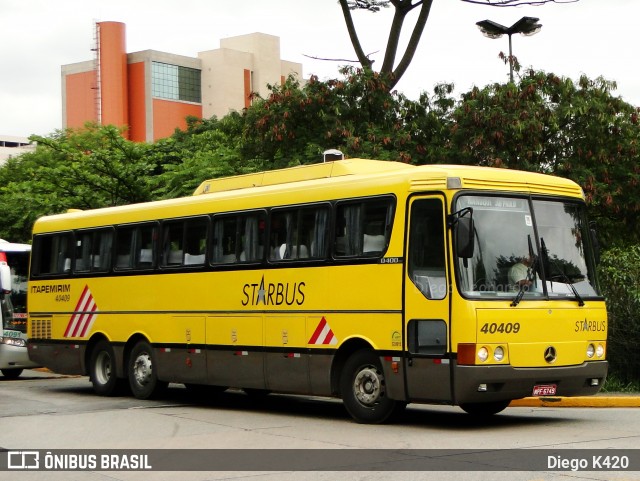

[544,346,557,364]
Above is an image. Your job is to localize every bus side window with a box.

[183,217,208,266]
[115,227,135,270]
[93,229,113,271]
[58,235,73,273]
[212,216,238,264]
[32,233,73,276]
[307,207,329,259]
[334,197,393,258]
[268,211,285,261]
[239,213,266,263]
[135,224,157,269]
[75,232,92,273]
[270,207,326,261]
[408,199,446,300]
[115,224,156,270]
[74,229,112,273]
[161,221,184,267]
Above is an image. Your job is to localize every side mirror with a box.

[0,262,11,294]
[456,216,475,259]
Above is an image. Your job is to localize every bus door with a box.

[403,196,451,402]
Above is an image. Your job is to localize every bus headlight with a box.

[2,337,26,347]
[586,344,595,358]
[478,347,489,363]
[596,344,605,358]
[494,346,505,362]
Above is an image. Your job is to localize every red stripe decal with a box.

[308,317,327,345]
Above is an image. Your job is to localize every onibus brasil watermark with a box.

[2,449,638,472]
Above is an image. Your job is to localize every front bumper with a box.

[454,360,608,404]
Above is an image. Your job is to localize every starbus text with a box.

[242,279,306,306]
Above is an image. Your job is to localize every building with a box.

[0,136,35,165]
[62,22,303,142]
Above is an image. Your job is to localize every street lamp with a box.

[476,16,542,83]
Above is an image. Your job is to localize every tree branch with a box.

[389,0,434,89]
[460,0,579,6]
[380,2,409,74]
[303,52,378,64]
[339,0,374,69]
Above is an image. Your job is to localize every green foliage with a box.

[0,123,154,242]
[0,65,639,387]
[601,373,640,394]
[450,70,640,245]
[241,68,455,166]
[148,113,263,199]
[598,246,640,383]
[242,68,407,166]
[4,68,639,249]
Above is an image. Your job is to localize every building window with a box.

[152,62,201,103]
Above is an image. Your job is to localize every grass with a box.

[601,374,640,393]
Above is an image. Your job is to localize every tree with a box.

[448,70,640,245]
[0,124,154,242]
[598,246,640,384]
[339,0,576,91]
[148,113,259,199]
[339,0,433,90]
[241,68,439,165]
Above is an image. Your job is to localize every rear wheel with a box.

[128,340,167,399]
[340,349,402,424]
[460,400,510,416]
[89,340,124,396]
[1,368,23,379]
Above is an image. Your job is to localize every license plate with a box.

[532,384,557,396]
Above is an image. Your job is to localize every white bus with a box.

[1,240,38,378]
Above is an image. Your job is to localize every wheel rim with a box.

[132,352,153,388]
[353,365,384,407]
[95,351,112,385]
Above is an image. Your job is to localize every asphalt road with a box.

[1,370,639,481]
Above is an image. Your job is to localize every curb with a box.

[509,396,640,408]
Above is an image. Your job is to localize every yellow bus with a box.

[27,159,607,423]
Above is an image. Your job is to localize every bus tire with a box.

[128,340,167,400]
[460,400,510,416]
[89,340,122,396]
[1,368,23,379]
[340,349,399,424]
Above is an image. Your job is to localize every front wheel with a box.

[340,349,401,424]
[460,400,510,416]
[128,340,167,399]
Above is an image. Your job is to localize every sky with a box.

[1,0,637,139]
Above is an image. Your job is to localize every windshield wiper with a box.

[510,254,537,307]
[541,238,585,307]
[511,235,537,308]
[549,269,585,306]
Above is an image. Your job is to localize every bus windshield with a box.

[455,195,600,301]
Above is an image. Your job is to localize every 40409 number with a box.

[480,322,521,334]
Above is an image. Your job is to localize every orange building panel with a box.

[65,71,97,129]
[98,22,128,130]
[152,99,202,141]
[244,69,251,109]
[127,61,146,142]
